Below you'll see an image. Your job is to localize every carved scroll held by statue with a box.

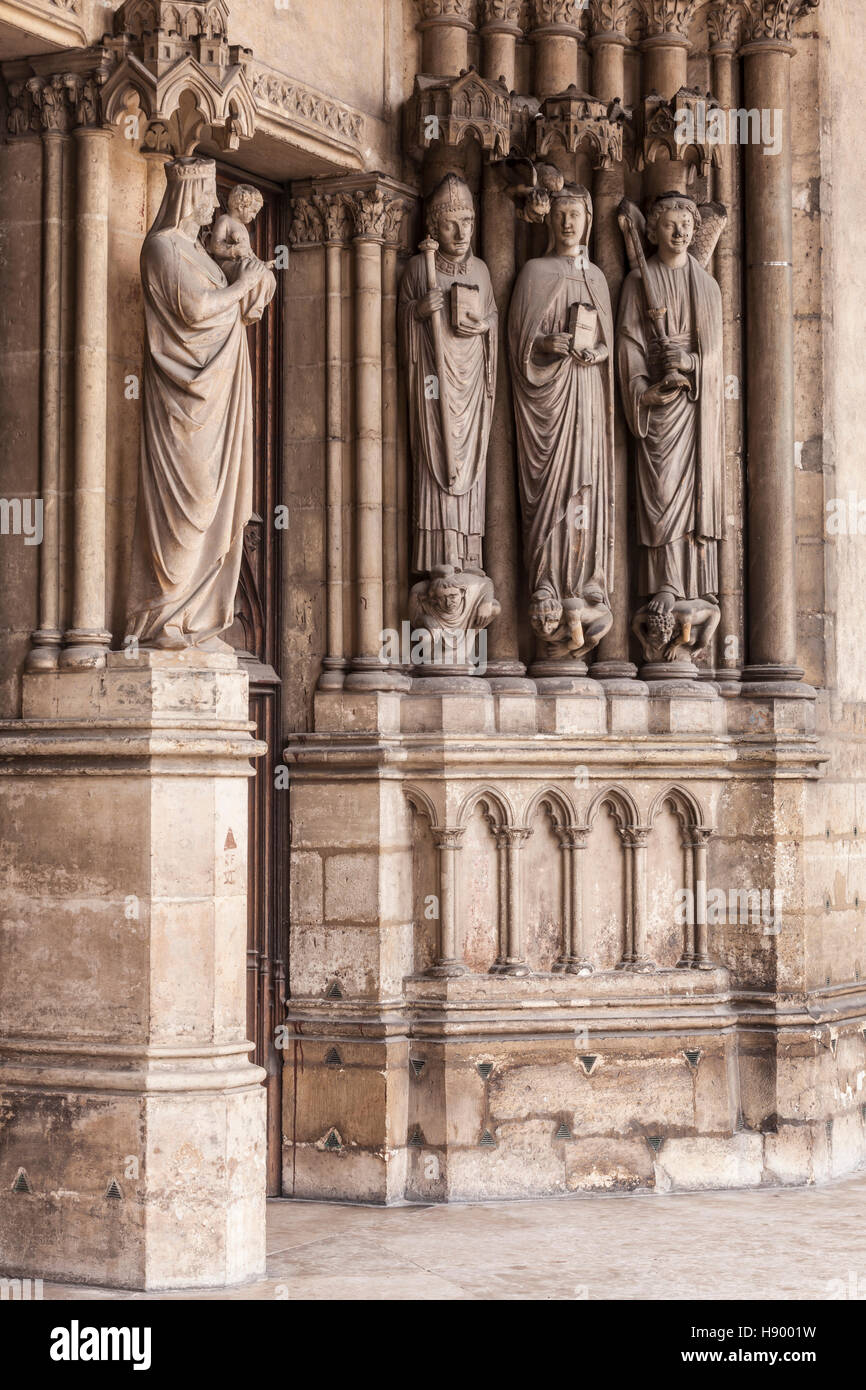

[508,184,615,684]
[125,158,276,652]
[617,191,725,681]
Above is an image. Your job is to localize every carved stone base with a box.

[345,658,412,692]
[0,656,267,1288]
[640,658,701,682]
[489,958,532,977]
[281,686,860,1203]
[553,956,594,976]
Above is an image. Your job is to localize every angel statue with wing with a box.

[616,191,727,676]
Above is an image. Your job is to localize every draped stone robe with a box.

[616,255,724,600]
[399,251,497,574]
[508,253,615,606]
[126,228,275,648]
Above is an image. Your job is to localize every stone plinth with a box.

[0,652,267,1289]
[281,684,866,1201]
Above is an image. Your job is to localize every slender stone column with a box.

[28,128,67,672]
[627,826,654,970]
[429,828,468,976]
[588,1,637,685]
[709,1,745,690]
[318,196,349,689]
[345,192,408,691]
[554,827,592,973]
[491,827,532,975]
[416,0,473,76]
[381,201,406,638]
[617,827,635,966]
[638,0,694,198]
[677,834,696,966]
[531,0,582,96]
[692,828,713,967]
[480,12,530,685]
[740,2,813,687]
[61,124,112,669]
[480,0,521,86]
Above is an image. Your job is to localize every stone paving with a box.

[41,1168,866,1300]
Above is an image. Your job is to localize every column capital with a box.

[6,69,107,137]
[480,0,523,34]
[415,0,475,30]
[556,824,590,850]
[637,0,697,43]
[530,0,587,39]
[707,0,745,52]
[289,178,417,249]
[621,824,650,848]
[742,0,819,48]
[586,0,636,41]
[432,826,466,850]
[497,825,532,846]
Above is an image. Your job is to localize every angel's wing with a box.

[690,202,728,268]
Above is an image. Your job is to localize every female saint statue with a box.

[508,184,614,676]
[125,157,275,652]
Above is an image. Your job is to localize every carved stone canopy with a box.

[101,0,255,153]
[408,68,512,163]
[535,86,627,170]
[636,87,723,181]
[3,0,367,170]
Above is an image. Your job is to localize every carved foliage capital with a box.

[638,0,697,39]
[480,0,522,26]
[289,187,408,247]
[586,0,633,36]
[312,192,352,244]
[706,0,745,46]
[433,826,466,851]
[531,0,586,31]
[415,0,474,22]
[8,71,104,136]
[743,0,819,44]
[347,187,389,240]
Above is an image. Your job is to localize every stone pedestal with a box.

[283,685,866,1201]
[0,652,267,1289]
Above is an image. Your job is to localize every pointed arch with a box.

[403,783,440,831]
[647,784,709,833]
[524,784,578,831]
[585,784,641,832]
[456,784,515,830]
